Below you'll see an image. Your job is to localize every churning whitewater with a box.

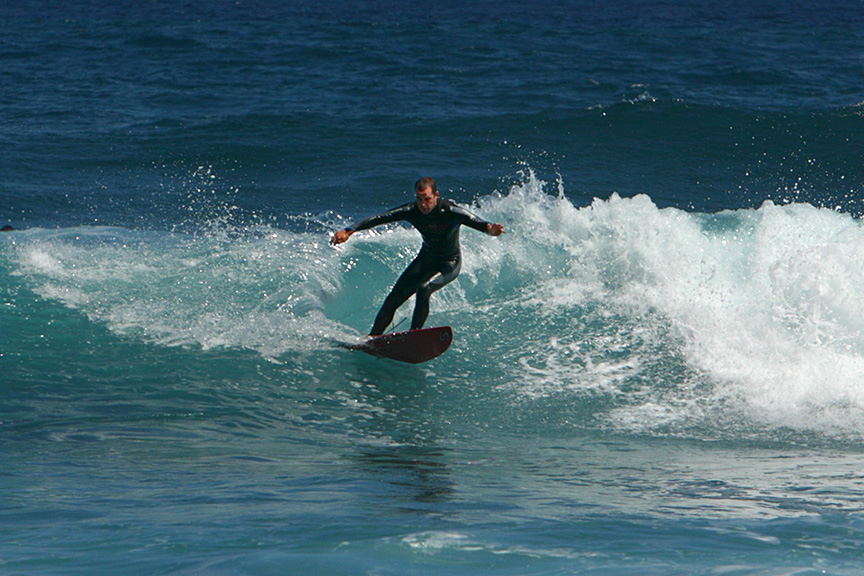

[8,173,864,440]
[5,3,864,572]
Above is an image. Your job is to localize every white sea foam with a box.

[10,176,864,437]
[11,227,351,359]
[474,173,864,437]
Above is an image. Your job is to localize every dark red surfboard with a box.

[346,326,452,364]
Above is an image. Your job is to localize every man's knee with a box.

[417,276,442,299]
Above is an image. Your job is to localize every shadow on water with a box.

[332,354,459,514]
[355,444,455,511]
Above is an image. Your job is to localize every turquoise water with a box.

[4,1,864,574]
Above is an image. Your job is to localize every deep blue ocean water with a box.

[4,1,864,574]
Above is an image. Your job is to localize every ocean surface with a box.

[4,1,864,574]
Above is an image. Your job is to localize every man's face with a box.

[415,186,439,214]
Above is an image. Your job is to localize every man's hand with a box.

[486,222,505,236]
[330,228,354,246]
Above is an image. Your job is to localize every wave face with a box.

[5,6,864,573]
[7,172,864,443]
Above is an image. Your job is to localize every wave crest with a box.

[7,172,864,438]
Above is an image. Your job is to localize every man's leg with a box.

[369,258,424,335]
[411,258,461,330]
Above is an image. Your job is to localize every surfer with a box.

[330,177,504,335]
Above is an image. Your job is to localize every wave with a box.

[5,171,864,440]
[471,175,864,439]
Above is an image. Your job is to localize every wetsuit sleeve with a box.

[449,203,490,233]
[348,203,413,232]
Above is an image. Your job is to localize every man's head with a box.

[414,177,439,214]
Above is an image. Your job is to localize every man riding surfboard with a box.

[330,177,504,335]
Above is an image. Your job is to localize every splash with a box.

[8,227,349,359]
[471,174,864,438]
[7,172,864,438]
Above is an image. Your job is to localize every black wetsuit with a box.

[348,198,491,335]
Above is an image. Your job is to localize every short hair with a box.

[414,177,437,194]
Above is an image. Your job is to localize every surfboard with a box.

[345,326,452,364]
